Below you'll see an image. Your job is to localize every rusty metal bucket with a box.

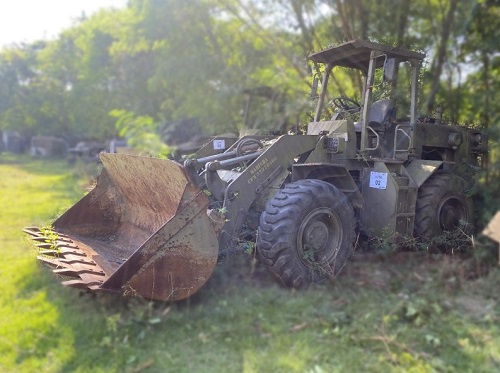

[24,153,222,301]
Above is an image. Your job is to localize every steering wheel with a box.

[331,96,361,112]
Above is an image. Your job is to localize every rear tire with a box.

[257,179,355,288]
[414,172,472,239]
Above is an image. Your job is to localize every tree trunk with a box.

[391,0,410,93]
[425,0,459,115]
[334,0,354,39]
[290,0,314,52]
[481,52,490,129]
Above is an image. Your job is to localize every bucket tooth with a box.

[47,247,87,256]
[25,222,111,293]
[23,227,42,236]
[37,246,87,258]
[38,249,59,257]
[56,241,78,248]
[23,228,73,245]
[53,268,105,277]
[36,255,97,267]
[62,279,103,289]
[31,236,52,243]
[57,257,97,266]
[55,234,71,240]
[57,247,86,256]
[37,255,67,268]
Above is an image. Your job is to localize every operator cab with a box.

[308,39,425,160]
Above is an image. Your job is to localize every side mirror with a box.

[383,58,397,83]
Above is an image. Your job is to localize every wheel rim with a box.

[297,207,342,268]
[437,196,468,231]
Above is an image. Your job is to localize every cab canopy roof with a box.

[308,39,425,71]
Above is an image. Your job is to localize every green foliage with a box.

[240,239,256,254]
[110,109,170,156]
[37,226,59,253]
[363,227,483,258]
[0,0,498,167]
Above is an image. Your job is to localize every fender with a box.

[291,163,363,209]
[405,160,443,188]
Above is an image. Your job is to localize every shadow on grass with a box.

[12,253,278,371]
[15,250,500,372]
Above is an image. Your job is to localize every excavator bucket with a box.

[24,153,223,301]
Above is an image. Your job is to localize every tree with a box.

[0,0,497,155]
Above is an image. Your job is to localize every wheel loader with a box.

[25,39,488,301]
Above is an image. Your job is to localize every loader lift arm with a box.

[185,135,322,252]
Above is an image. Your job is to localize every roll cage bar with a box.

[308,39,425,155]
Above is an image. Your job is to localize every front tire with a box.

[414,172,472,239]
[257,179,356,288]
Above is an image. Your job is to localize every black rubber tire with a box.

[257,179,356,288]
[414,171,473,239]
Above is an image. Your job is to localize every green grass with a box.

[1,153,500,372]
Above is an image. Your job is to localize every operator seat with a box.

[354,99,397,132]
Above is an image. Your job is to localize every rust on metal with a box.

[25,153,221,301]
[24,226,108,290]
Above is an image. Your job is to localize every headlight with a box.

[448,133,463,147]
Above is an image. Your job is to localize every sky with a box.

[0,0,128,48]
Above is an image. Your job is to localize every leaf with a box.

[405,303,418,318]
